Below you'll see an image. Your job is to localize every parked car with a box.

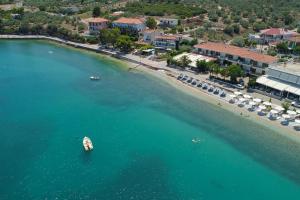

[234,84,245,90]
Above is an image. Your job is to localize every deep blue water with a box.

[0,40,300,200]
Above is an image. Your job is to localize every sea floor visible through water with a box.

[0,40,300,200]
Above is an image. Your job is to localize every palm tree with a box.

[179,55,192,69]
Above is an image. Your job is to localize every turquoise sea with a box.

[1,40,300,200]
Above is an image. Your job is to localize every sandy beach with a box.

[129,64,300,143]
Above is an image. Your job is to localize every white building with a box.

[139,29,163,44]
[159,18,179,27]
[112,17,146,32]
[256,63,300,100]
[154,35,181,50]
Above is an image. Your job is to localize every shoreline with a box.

[1,35,300,143]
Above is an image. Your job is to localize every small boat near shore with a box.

[90,76,100,80]
[83,136,93,151]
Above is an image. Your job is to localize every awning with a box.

[256,76,300,96]
[284,85,300,96]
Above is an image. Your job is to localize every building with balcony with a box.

[154,35,181,50]
[139,29,163,44]
[194,42,278,75]
[112,17,146,32]
[86,18,109,34]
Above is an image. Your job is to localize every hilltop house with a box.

[86,18,109,34]
[249,28,299,44]
[194,42,278,75]
[112,17,146,32]
[159,18,179,27]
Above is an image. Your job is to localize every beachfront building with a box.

[249,28,299,44]
[194,42,278,75]
[256,63,300,101]
[154,35,181,50]
[112,17,146,32]
[139,29,163,44]
[86,18,109,34]
[173,53,216,70]
[159,18,179,27]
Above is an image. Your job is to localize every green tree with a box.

[253,22,267,32]
[115,35,133,53]
[19,23,30,34]
[224,25,234,36]
[146,17,157,29]
[240,19,249,29]
[0,19,3,34]
[227,64,244,83]
[92,6,101,17]
[220,68,229,80]
[196,60,209,73]
[293,46,300,55]
[283,13,294,25]
[47,24,58,35]
[276,42,289,54]
[231,36,245,47]
[232,24,240,34]
[179,55,192,69]
[281,101,291,113]
[99,28,120,46]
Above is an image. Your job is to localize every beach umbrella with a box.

[270,110,279,114]
[274,106,284,112]
[253,98,262,103]
[295,119,300,124]
[287,110,297,115]
[229,94,237,98]
[243,94,252,99]
[296,110,300,114]
[249,101,257,106]
[234,91,243,96]
[282,114,291,120]
[239,98,246,102]
[263,102,272,106]
[259,105,267,110]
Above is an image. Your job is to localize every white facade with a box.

[256,63,300,100]
[139,30,163,43]
[159,18,178,27]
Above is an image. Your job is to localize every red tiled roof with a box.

[260,28,298,36]
[194,42,278,64]
[86,17,109,23]
[155,35,177,40]
[113,17,144,25]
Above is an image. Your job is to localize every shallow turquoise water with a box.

[1,40,300,200]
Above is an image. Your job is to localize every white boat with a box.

[90,76,100,80]
[83,137,93,151]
